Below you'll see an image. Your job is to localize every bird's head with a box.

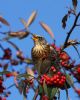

[32,34,47,45]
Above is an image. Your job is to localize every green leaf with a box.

[47,87,52,98]
[17,73,34,80]
[18,80,24,94]
[17,73,28,79]
[72,0,77,10]
[39,85,43,95]
[23,84,27,100]
[66,74,74,87]
[50,88,58,99]
[0,71,11,75]
[43,81,48,95]
[63,83,69,100]
[23,95,26,100]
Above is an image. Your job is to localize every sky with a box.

[0,0,80,100]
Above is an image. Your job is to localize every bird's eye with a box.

[39,37,43,41]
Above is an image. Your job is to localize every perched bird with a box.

[31,34,56,74]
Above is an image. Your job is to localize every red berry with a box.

[56,78,60,82]
[40,80,43,84]
[50,77,54,82]
[46,76,50,81]
[2,98,6,100]
[6,73,13,77]
[57,72,61,76]
[62,76,66,80]
[54,80,57,84]
[0,80,2,85]
[50,66,56,72]
[60,52,70,61]
[77,67,80,74]
[53,75,57,80]
[42,95,49,100]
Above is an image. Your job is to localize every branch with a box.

[33,87,39,100]
[62,12,80,49]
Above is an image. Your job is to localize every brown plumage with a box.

[31,34,56,74]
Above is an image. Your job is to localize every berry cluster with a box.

[0,77,11,99]
[0,77,5,94]
[51,44,73,69]
[40,71,66,88]
[51,44,61,52]
[59,51,75,70]
[59,52,70,61]
[3,48,12,59]
[59,52,70,69]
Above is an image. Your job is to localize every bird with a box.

[31,34,57,74]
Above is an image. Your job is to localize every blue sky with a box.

[0,0,80,100]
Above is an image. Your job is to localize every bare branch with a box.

[33,87,39,100]
[63,12,80,49]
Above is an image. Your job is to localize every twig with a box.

[76,24,80,26]
[62,12,80,49]
[33,86,39,100]
[0,43,4,51]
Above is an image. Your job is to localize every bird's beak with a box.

[32,34,38,41]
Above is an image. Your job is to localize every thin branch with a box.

[62,12,80,49]
[62,41,80,49]
[33,87,39,100]
[0,43,4,51]
[76,24,80,26]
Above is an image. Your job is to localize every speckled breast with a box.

[31,44,50,61]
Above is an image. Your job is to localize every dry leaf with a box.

[72,0,77,10]
[26,11,37,27]
[14,76,19,87]
[62,14,68,29]
[26,67,34,80]
[9,31,30,39]
[40,21,54,38]
[18,31,30,39]
[0,16,10,26]
[20,18,27,28]
[9,32,18,37]
[20,11,37,29]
